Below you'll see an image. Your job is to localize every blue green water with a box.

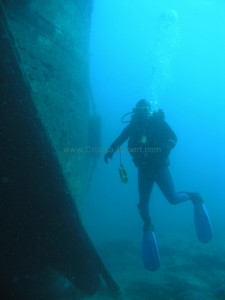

[84,1,225,299]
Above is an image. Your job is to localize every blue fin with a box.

[194,203,213,243]
[142,231,160,271]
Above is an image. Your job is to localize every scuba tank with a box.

[118,148,128,183]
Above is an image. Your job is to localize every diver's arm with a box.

[104,125,131,163]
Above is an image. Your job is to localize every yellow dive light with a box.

[119,164,128,183]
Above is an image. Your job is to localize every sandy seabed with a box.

[85,234,225,300]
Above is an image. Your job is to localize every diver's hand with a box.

[104,152,113,164]
[161,140,176,157]
[162,145,171,157]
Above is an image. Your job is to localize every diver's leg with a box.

[137,168,154,232]
[138,168,161,271]
[155,167,190,205]
[155,167,213,242]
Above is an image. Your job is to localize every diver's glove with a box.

[162,139,176,157]
[104,150,114,163]
[167,139,176,149]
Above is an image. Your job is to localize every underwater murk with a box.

[83,0,225,299]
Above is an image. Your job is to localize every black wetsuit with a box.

[105,111,191,231]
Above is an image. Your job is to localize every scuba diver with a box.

[104,99,212,271]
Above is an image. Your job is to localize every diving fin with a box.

[142,231,160,271]
[194,202,213,243]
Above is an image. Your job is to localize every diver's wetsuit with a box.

[105,111,191,231]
